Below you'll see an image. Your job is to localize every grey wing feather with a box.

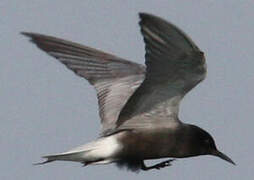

[117,13,206,128]
[21,32,145,134]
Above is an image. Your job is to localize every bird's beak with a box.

[211,150,236,165]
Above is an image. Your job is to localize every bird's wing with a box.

[117,13,206,129]
[22,32,145,134]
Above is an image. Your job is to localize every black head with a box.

[186,125,235,165]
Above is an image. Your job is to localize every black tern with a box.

[22,13,235,172]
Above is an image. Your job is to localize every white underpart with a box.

[59,135,122,164]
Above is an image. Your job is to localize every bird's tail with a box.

[34,135,121,166]
[34,151,88,165]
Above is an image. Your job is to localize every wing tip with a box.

[138,12,153,25]
[139,12,163,24]
[21,32,57,42]
[20,32,43,45]
[20,31,39,39]
[20,31,30,37]
[139,12,149,18]
[139,12,154,19]
[138,12,168,31]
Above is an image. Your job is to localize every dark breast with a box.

[116,129,179,160]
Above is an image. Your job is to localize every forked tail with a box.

[34,151,89,165]
[34,135,121,166]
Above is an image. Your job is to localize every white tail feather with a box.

[36,135,122,165]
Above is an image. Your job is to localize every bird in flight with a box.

[22,13,235,172]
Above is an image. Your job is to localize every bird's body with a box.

[22,12,235,172]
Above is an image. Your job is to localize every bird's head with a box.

[185,124,235,165]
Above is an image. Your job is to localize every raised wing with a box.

[22,32,145,134]
[117,13,206,128]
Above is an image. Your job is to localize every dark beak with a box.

[212,150,236,165]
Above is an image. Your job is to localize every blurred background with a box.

[1,0,253,179]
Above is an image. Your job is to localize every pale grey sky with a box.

[1,0,254,179]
